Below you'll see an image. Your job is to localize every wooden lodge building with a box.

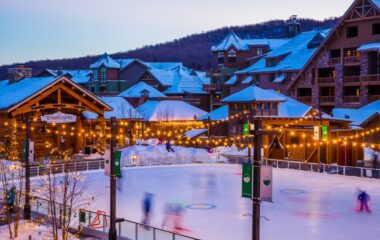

[201,86,364,166]
[0,73,116,160]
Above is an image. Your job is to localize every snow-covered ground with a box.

[80,164,380,240]
[0,220,78,239]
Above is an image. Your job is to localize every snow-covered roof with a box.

[212,31,288,51]
[241,76,253,84]
[371,0,380,10]
[198,105,228,121]
[44,69,92,84]
[137,100,207,121]
[0,77,59,109]
[90,53,121,69]
[357,42,380,52]
[184,129,208,139]
[332,108,378,126]
[237,30,329,74]
[224,76,238,85]
[222,85,285,103]
[148,66,210,95]
[361,99,380,111]
[145,62,183,70]
[116,59,136,69]
[83,96,141,120]
[118,82,166,98]
[267,90,312,117]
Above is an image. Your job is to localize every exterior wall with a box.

[118,61,148,85]
[290,3,380,109]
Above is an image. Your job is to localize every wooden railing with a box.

[361,74,380,82]
[344,56,360,64]
[368,95,380,102]
[317,77,335,84]
[298,96,312,103]
[344,96,360,103]
[320,96,335,102]
[344,76,360,83]
[329,57,341,65]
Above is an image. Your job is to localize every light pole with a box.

[109,117,117,240]
[24,114,31,220]
[252,119,262,240]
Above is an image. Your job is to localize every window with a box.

[217,52,224,64]
[257,48,263,55]
[263,103,270,111]
[227,49,237,63]
[256,103,262,111]
[373,23,380,35]
[346,26,358,38]
[330,49,341,58]
[271,103,277,110]
[93,70,98,81]
[100,68,107,82]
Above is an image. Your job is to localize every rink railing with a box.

[28,159,105,177]
[78,209,200,240]
[220,154,380,179]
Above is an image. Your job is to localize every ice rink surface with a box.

[84,164,380,240]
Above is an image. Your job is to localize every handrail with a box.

[80,208,200,240]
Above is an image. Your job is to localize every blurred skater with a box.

[357,190,371,213]
[141,192,154,227]
[166,140,175,152]
[161,202,173,229]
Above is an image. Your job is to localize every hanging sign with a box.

[260,166,273,202]
[115,151,122,178]
[41,111,77,123]
[313,126,320,140]
[321,126,328,140]
[242,164,252,198]
[241,165,273,202]
[243,124,249,136]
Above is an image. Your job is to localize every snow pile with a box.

[120,145,222,166]
[0,220,78,239]
[215,146,249,156]
[364,147,380,161]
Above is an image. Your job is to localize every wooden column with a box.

[75,116,83,154]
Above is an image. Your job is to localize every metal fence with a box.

[220,154,380,179]
[29,159,105,177]
[79,209,200,240]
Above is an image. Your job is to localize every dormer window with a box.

[218,52,224,64]
[266,58,276,67]
[257,48,263,55]
[228,49,237,63]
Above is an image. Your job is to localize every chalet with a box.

[199,85,363,166]
[40,53,211,110]
[230,29,329,95]
[0,74,112,159]
[288,0,380,112]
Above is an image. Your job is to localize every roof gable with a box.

[118,82,166,98]
[90,53,121,69]
[222,85,286,103]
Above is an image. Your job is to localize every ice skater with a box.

[166,140,175,152]
[357,189,371,213]
[141,192,154,228]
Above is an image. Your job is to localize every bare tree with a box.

[36,153,94,240]
[0,160,24,239]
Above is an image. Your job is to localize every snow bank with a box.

[120,145,223,166]
[0,220,78,239]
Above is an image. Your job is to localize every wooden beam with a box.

[59,84,105,115]
[57,88,61,104]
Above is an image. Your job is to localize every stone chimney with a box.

[286,15,301,38]
[8,65,32,83]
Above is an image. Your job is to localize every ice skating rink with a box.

[84,164,380,240]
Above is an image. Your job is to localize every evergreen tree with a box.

[5,121,19,161]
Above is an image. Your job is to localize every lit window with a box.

[257,48,263,55]
[100,68,107,81]
[228,49,237,63]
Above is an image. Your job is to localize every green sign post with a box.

[115,151,122,178]
[321,126,328,140]
[242,164,252,198]
[244,124,249,136]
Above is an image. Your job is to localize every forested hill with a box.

[0,17,339,79]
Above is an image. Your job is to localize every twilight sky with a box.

[0,0,353,66]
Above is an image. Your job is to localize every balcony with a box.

[344,76,360,83]
[361,74,380,83]
[298,96,312,104]
[368,95,380,103]
[320,96,335,103]
[344,56,360,64]
[344,96,360,103]
[329,58,341,65]
[317,77,335,84]
[203,84,218,92]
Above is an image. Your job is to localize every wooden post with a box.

[109,117,117,240]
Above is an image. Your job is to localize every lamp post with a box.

[109,117,117,240]
[24,114,31,220]
[252,119,262,240]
